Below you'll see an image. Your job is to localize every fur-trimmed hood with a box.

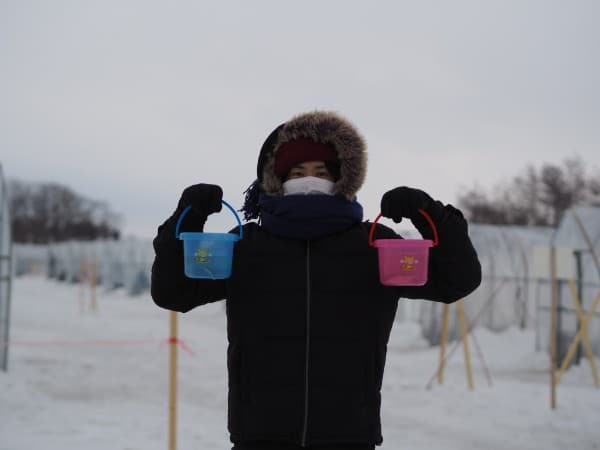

[242,111,367,221]
[259,111,367,199]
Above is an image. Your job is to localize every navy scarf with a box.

[258,194,364,239]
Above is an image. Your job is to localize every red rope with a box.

[1,338,196,356]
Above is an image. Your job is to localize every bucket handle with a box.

[175,200,243,240]
[369,209,439,247]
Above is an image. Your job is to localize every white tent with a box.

[415,206,600,358]
[416,223,553,344]
[538,206,600,358]
[11,205,600,358]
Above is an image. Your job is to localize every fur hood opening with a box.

[259,111,367,200]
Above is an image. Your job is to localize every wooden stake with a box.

[169,311,178,450]
[90,260,98,313]
[549,246,558,409]
[437,304,450,384]
[557,283,600,387]
[457,300,474,390]
[79,259,87,313]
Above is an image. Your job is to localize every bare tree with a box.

[8,179,121,243]
[539,158,587,226]
[512,166,545,226]
[458,156,596,227]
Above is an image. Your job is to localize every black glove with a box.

[154,184,223,254]
[176,183,223,217]
[166,184,223,235]
[380,186,434,223]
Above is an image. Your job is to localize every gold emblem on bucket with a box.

[400,255,418,271]
[194,249,211,264]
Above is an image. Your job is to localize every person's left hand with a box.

[380,186,433,223]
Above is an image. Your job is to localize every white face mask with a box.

[283,176,336,196]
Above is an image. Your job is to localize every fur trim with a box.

[261,111,367,200]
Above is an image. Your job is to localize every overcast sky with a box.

[2,0,599,239]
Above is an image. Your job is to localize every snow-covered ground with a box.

[1,276,599,450]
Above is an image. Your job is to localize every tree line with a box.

[8,179,121,243]
[5,156,598,243]
[457,156,600,227]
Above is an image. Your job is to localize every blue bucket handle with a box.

[175,200,243,240]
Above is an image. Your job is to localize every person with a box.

[151,111,482,450]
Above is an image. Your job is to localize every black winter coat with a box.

[151,209,481,446]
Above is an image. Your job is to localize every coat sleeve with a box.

[391,204,482,303]
[150,218,227,313]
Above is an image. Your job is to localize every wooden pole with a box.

[425,284,507,390]
[437,304,450,384]
[578,295,600,388]
[549,246,558,409]
[558,287,600,385]
[457,300,474,390]
[169,311,178,450]
[90,260,98,313]
[557,280,584,382]
[79,259,87,313]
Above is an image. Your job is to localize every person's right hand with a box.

[155,184,224,245]
[177,184,223,217]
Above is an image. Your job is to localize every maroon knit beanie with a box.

[274,138,338,179]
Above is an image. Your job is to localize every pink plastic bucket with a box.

[369,209,439,286]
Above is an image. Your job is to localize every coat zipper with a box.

[301,240,311,447]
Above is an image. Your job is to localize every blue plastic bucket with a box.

[175,200,243,279]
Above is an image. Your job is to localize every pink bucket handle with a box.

[369,209,439,247]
